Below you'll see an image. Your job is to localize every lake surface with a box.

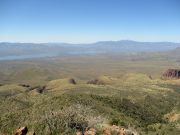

[0,53,59,61]
[0,51,99,61]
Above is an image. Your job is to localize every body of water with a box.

[0,53,59,61]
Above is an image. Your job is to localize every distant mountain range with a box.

[0,40,180,60]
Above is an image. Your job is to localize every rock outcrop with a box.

[84,128,96,135]
[87,79,105,85]
[15,127,35,135]
[69,78,77,84]
[15,127,28,135]
[162,69,180,79]
[15,126,137,135]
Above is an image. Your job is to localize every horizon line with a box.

[0,39,180,44]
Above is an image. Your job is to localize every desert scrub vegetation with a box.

[36,104,105,135]
[90,94,178,127]
[45,104,105,134]
[0,93,108,134]
[0,73,179,134]
[1,92,178,134]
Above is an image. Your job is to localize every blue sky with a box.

[0,0,180,43]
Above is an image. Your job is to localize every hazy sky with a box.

[0,0,180,43]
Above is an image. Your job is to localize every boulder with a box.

[69,78,76,84]
[102,128,111,135]
[119,128,126,135]
[76,131,83,135]
[15,127,28,135]
[84,128,96,135]
[15,127,35,135]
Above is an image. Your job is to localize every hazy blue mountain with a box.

[0,40,180,60]
[90,40,180,52]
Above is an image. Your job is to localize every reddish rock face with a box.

[162,69,180,79]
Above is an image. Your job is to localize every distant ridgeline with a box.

[1,41,180,60]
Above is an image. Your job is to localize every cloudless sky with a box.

[0,0,180,43]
